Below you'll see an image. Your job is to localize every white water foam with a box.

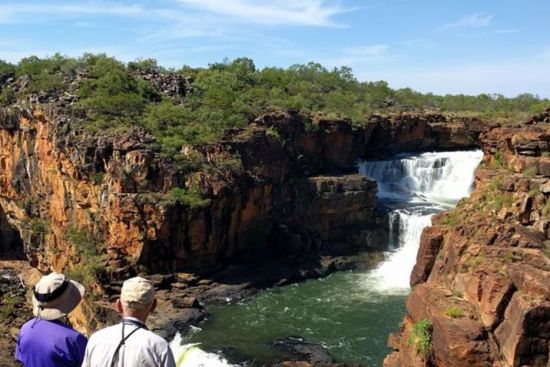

[170,332,235,367]
[359,150,483,293]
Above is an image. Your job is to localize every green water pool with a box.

[181,270,408,366]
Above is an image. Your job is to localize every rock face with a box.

[0,105,486,363]
[385,120,550,367]
[0,108,478,277]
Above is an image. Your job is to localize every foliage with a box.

[444,306,464,318]
[0,60,16,82]
[491,192,514,211]
[0,295,17,322]
[465,252,485,270]
[16,54,80,94]
[522,165,537,178]
[166,187,211,208]
[4,54,550,156]
[407,319,433,359]
[90,172,104,185]
[65,226,105,288]
[29,218,47,236]
[438,211,463,227]
[0,86,16,104]
[486,149,505,169]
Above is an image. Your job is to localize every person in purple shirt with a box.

[15,272,88,367]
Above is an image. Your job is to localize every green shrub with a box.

[3,54,550,156]
[0,60,16,81]
[0,295,17,322]
[90,172,104,185]
[29,218,47,236]
[0,86,16,105]
[465,253,485,270]
[522,166,537,178]
[488,149,504,168]
[444,306,464,318]
[167,187,211,208]
[65,226,105,288]
[439,211,463,227]
[491,192,514,211]
[407,319,433,358]
[17,54,77,94]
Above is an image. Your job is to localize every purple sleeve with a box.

[70,333,88,367]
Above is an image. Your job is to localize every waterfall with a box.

[358,150,483,293]
[170,150,484,365]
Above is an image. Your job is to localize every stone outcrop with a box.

[385,118,550,367]
[0,104,488,364]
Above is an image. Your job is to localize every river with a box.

[171,150,484,366]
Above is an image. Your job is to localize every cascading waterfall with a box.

[358,150,484,292]
[171,150,483,366]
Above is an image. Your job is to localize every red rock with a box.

[538,157,550,177]
[410,226,445,286]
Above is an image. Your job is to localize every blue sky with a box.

[1,0,549,97]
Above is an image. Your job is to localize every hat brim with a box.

[32,280,85,320]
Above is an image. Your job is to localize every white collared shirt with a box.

[82,318,176,367]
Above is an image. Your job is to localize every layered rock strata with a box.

[0,105,483,365]
[385,117,550,367]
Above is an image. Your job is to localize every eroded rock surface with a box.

[385,118,550,367]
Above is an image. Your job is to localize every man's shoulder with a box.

[88,324,121,342]
[141,328,170,346]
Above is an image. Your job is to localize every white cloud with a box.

[0,2,143,23]
[480,29,520,35]
[443,13,493,29]
[174,0,350,26]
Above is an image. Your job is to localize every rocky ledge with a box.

[0,106,484,364]
[385,113,550,367]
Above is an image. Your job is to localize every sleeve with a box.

[14,332,23,362]
[163,344,177,367]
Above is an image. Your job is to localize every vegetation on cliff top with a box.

[0,54,549,156]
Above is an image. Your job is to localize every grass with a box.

[488,176,503,191]
[522,165,538,178]
[407,319,433,359]
[444,306,464,319]
[486,149,504,169]
[491,192,514,212]
[465,253,485,270]
[438,211,463,227]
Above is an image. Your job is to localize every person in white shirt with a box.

[82,276,176,367]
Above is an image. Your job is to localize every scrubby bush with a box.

[166,187,211,208]
[407,319,433,359]
[3,54,549,155]
[444,306,464,318]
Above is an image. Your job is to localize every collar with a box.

[122,316,147,328]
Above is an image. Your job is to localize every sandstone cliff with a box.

[385,112,550,367]
[0,105,483,363]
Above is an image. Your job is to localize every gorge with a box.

[169,150,483,366]
[0,67,549,366]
